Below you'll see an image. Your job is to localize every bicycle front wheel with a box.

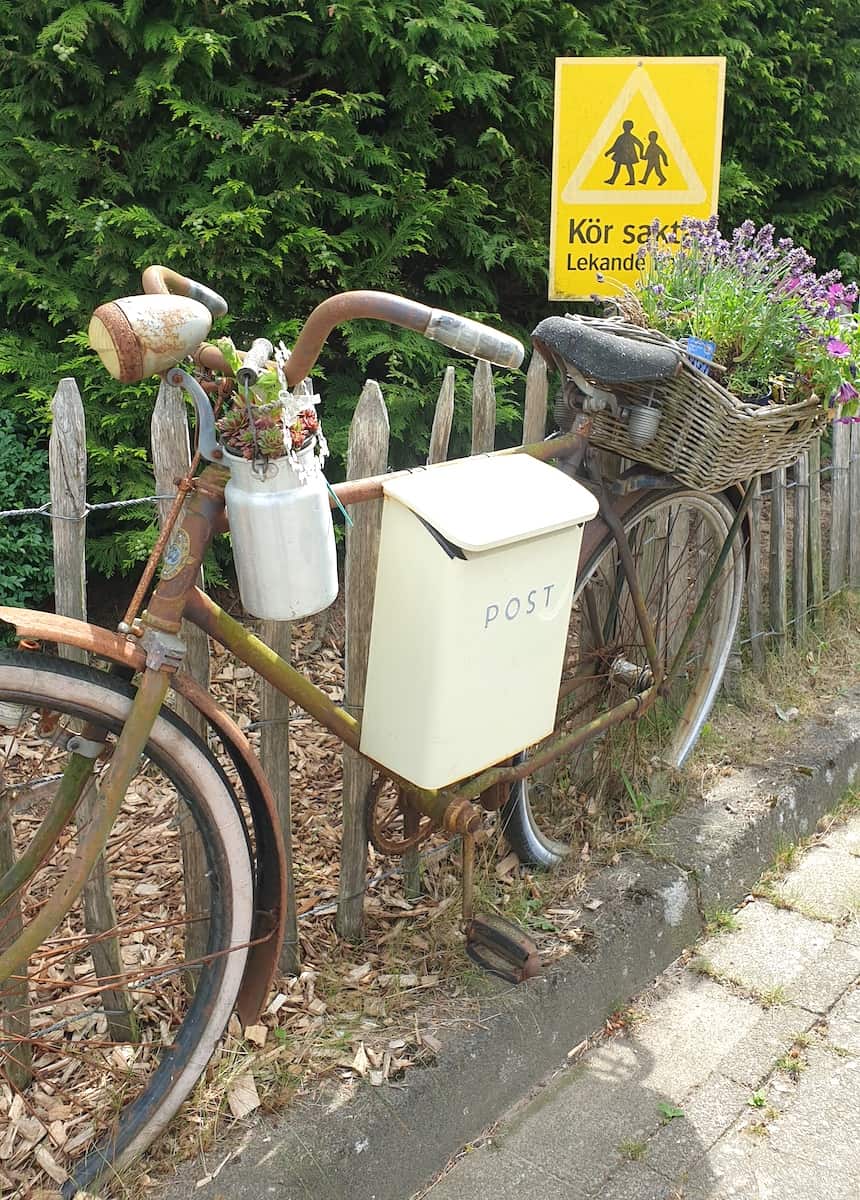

[0,651,254,1197]
[502,489,745,867]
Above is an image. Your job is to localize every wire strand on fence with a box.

[0,494,176,521]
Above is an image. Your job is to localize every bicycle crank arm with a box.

[464,914,542,984]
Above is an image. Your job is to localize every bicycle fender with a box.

[0,606,287,1024]
[578,484,751,572]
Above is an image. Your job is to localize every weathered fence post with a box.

[471,360,496,454]
[745,476,765,675]
[255,375,315,976]
[50,380,87,644]
[807,439,824,618]
[850,424,860,589]
[259,618,300,975]
[792,454,810,642]
[428,367,455,467]
[768,468,788,653]
[399,369,458,899]
[402,368,458,895]
[829,422,851,593]
[337,381,389,939]
[151,380,213,978]
[522,351,549,445]
[51,379,136,1041]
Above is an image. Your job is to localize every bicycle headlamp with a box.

[88,294,213,383]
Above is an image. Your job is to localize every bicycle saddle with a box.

[532,316,681,385]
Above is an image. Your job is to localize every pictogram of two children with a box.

[605,121,668,186]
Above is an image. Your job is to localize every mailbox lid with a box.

[382,454,598,552]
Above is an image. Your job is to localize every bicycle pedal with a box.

[464,914,542,984]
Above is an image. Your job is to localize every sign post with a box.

[549,57,726,301]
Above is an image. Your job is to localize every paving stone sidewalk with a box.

[421,809,860,1200]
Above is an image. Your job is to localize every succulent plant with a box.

[211,338,324,460]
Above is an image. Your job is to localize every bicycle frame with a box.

[0,400,754,1011]
[92,418,754,816]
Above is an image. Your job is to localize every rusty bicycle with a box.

[0,267,748,1196]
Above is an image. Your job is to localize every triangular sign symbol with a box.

[561,65,706,206]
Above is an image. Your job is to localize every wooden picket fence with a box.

[3,358,860,962]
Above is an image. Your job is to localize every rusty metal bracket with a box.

[166,367,225,463]
[140,626,187,672]
[65,734,107,759]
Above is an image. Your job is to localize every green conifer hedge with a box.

[1,1,857,593]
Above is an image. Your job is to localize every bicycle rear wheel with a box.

[502,489,744,867]
[0,651,254,1197]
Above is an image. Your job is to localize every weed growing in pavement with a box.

[776,1043,807,1078]
[689,955,725,982]
[829,1044,852,1058]
[771,840,803,875]
[820,786,860,833]
[603,1006,647,1034]
[746,1119,771,1138]
[704,908,740,935]
[657,1101,685,1123]
[751,880,792,909]
[756,985,788,1008]
[618,1139,648,1161]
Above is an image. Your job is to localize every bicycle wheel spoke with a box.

[0,651,253,1195]
[503,490,744,866]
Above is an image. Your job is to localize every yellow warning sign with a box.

[550,57,726,301]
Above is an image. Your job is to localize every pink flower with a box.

[826,337,851,357]
[827,282,858,311]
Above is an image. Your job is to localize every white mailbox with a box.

[359,453,599,789]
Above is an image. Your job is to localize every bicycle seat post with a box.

[550,411,594,480]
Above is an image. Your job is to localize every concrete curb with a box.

[167,686,860,1200]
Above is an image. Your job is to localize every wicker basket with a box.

[571,317,825,493]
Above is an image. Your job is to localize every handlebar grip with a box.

[423,309,525,370]
[141,265,229,319]
[236,339,274,387]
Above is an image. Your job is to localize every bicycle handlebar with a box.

[141,265,229,319]
[283,291,524,382]
[89,269,525,385]
[195,290,524,385]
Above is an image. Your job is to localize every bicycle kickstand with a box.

[461,832,542,985]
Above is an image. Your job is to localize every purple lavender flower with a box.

[629,215,858,411]
[754,224,775,252]
[733,219,755,243]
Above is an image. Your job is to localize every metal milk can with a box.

[224,442,338,621]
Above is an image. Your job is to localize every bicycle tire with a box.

[0,651,254,1197]
[501,489,745,868]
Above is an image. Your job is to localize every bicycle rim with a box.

[0,651,254,1197]
[502,490,745,867]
